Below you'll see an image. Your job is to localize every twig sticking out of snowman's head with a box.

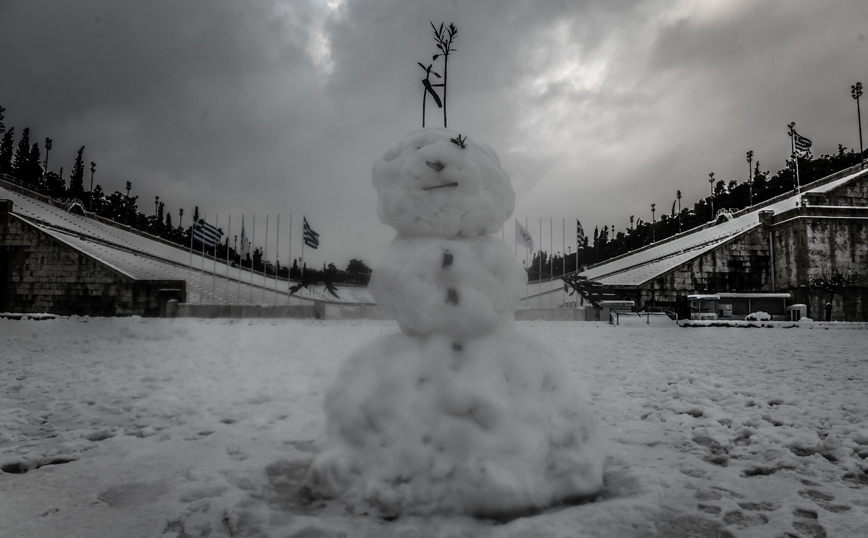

[450,134,467,149]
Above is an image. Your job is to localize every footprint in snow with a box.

[791,507,827,538]
[798,489,852,513]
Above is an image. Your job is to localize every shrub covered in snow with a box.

[745,311,772,321]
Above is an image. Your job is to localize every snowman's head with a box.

[373,128,515,237]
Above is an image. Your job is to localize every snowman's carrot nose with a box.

[422,182,459,191]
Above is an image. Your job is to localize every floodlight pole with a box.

[125,181,132,224]
[853,82,864,169]
[89,162,96,211]
[746,150,754,206]
[43,138,52,191]
[708,172,715,220]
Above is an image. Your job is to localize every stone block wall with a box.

[772,210,868,321]
[1,208,185,316]
[824,172,868,207]
[635,226,772,311]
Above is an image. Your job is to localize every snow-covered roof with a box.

[578,166,868,288]
[1,184,375,305]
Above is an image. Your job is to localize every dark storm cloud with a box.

[2,0,868,266]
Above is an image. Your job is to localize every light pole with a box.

[154,196,159,217]
[89,162,96,211]
[708,172,715,220]
[179,208,183,229]
[650,203,656,242]
[746,150,754,206]
[43,138,52,190]
[125,181,132,224]
[676,190,682,232]
[853,82,864,169]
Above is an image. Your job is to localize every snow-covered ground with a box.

[1,317,866,537]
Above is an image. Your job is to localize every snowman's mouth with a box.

[422,182,459,191]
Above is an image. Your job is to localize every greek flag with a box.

[793,131,812,153]
[303,216,319,249]
[192,218,222,248]
[577,219,586,248]
[515,219,533,251]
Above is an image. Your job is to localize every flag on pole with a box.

[192,218,222,248]
[793,131,812,153]
[515,219,533,251]
[576,219,586,248]
[303,216,319,249]
[239,216,250,260]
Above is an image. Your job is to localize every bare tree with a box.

[803,266,864,321]
[417,63,442,127]
[418,22,458,128]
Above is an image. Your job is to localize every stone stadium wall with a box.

[1,200,186,317]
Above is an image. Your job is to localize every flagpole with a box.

[576,219,579,275]
[288,214,292,305]
[275,214,280,304]
[550,218,553,308]
[263,214,269,303]
[301,216,305,282]
[250,215,256,303]
[789,122,801,200]
[238,215,243,303]
[225,214,231,305]
[539,217,542,309]
[200,214,206,274]
[525,217,529,308]
[212,214,219,302]
[188,216,194,272]
[200,214,206,304]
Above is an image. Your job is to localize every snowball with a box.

[369,236,525,338]
[373,128,515,237]
[304,329,604,518]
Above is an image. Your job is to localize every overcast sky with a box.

[2,0,867,268]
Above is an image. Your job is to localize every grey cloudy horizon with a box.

[2,0,867,269]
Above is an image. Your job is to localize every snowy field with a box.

[1,317,867,538]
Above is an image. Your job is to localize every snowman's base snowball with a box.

[304,330,604,518]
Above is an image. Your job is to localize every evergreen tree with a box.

[27,142,42,187]
[346,259,372,274]
[90,184,106,214]
[11,127,30,180]
[164,212,174,240]
[44,171,65,198]
[0,127,15,174]
[69,146,86,199]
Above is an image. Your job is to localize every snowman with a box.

[304,128,604,519]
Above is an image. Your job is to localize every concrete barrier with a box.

[174,303,316,319]
[173,304,592,322]
[515,308,587,321]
